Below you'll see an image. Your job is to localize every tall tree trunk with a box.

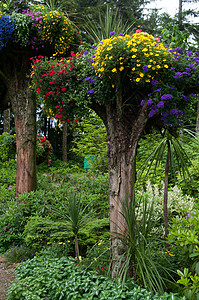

[62,122,67,162]
[3,107,10,133]
[178,0,183,30]
[196,97,199,133]
[4,52,37,196]
[93,94,148,278]
[163,141,170,238]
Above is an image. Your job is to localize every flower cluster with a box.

[92,31,173,85]
[31,52,84,122]
[92,31,199,126]
[0,4,80,57]
[36,133,53,166]
[0,14,14,49]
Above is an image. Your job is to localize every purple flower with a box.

[161,94,173,101]
[151,79,158,86]
[191,93,196,97]
[85,77,91,81]
[140,99,145,106]
[92,45,97,48]
[157,101,164,108]
[87,58,91,62]
[109,31,116,36]
[185,214,191,219]
[170,108,178,114]
[181,94,189,101]
[143,65,148,72]
[188,63,194,67]
[118,33,124,36]
[87,89,94,94]
[147,99,153,105]
[148,109,158,118]
[8,185,12,190]
[154,88,161,92]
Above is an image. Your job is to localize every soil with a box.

[0,255,17,300]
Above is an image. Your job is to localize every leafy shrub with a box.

[0,133,16,161]
[8,255,185,300]
[168,213,199,299]
[4,245,35,263]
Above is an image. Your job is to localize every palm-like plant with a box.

[140,128,191,238]
[51,193,94,260]
[83,5,135,44]
[111,193,173,294]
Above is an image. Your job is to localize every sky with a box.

[146,0,199,20]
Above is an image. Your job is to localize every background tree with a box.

[0,1,79,195]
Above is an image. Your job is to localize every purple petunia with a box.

[109,31,116,36]
[143,65,148,72]
[147,99,153,105]
[151,79,158,86]
[161,94,173,101]
[140,99,145,106]
[157,101,164,108]
[87,89,94,94]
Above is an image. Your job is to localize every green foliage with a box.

[83,4,134,44]
[112,194,174,294]
[4,245,35,263]
[0,132,15,161]
[72,111,108,173]
[12,12,31,46]
[168,213,199,299]
[8,255,185,300]
[162,25,189,49]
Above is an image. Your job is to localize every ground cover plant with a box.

[7,255,186,300]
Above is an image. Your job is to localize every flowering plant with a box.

[32,30,199,128]
[31,50,91,122]
[36,134,53,166]
[0,3,80,56]
[92,31,199,126]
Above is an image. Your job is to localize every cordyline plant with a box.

[0,2,80,196]
[32,30,199,280]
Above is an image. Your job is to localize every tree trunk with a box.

[62,122,67,162]
[163,141,170,239]
[93,94,148,277]
[178,0,183,30]
[3,107,10,133]
[196,96,199,133]
[75,234,79,261]
[4,52,37,196]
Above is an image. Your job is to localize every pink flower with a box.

[136,29,142,33]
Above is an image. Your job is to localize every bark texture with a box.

[92,87,148,277]
[3,107,10,133]
[0,50,37,196]
[62,122,67,162]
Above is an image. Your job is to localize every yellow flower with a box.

[112,84,115,88]
[136,78,141,82]
[131,55,136,58]
[139,73,144,77]
[137,64,141,67]
[67,240,70,243]
[132,68,135,71]
[112,68,117,73]
[119,66,124,71]
[164,64,169,68]
[131,48,138,52]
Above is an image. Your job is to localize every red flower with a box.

[55,106,59,109]
[62,87,66,91]
[74,119,78,123]
[66,118,70,123]
[36,88,41,94]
